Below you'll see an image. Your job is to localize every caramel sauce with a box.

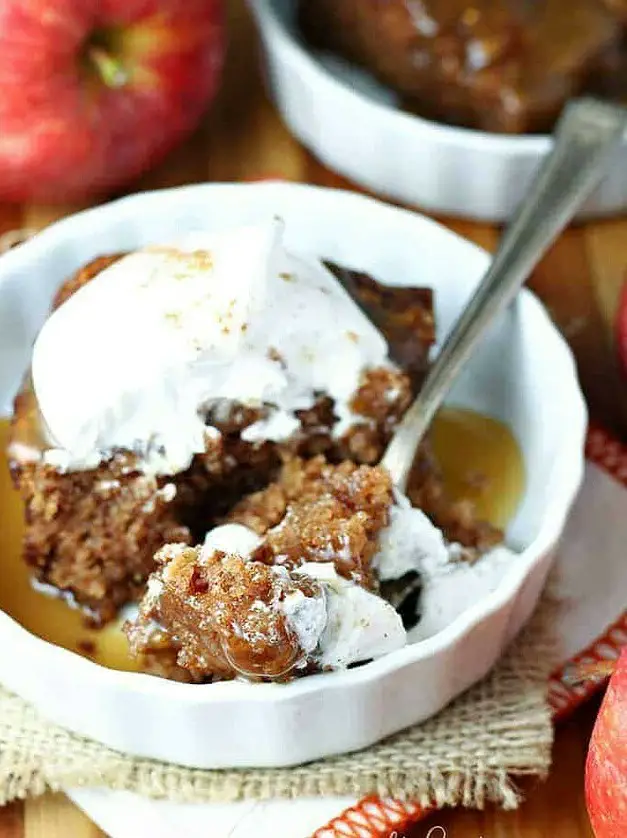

[0,409,525,673]
[429,408,525,529]
[0,418,140,673]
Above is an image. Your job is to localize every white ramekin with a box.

[0,183,586,768]
[250,0,627,223]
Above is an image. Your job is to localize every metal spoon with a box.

[381,97,627,492]
[356,98,627,624]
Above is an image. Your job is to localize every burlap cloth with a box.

[0,228,555,812]
[0,596,556,811]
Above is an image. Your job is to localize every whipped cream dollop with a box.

[371,492,520,643]
[280,586,329,657]
[33,219,391,475]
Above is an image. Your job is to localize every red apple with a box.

[0,0,224,202]
[586,648,627,838]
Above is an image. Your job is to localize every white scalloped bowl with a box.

[251,0,627,222]
[0,183,586,769]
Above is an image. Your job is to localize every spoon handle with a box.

[382,97,627,491]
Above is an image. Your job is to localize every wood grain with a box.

[0,0,622,834]
[410,701,599,838]
[0,804,24,838]
[24,797,102,838]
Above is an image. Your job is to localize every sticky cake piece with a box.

[300,0,623,134]
[126,544,326,682]
[9,385,192,623]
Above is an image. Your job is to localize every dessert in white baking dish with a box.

[7,217,515,683]
[0,183,586,768]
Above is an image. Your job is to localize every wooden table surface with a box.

[1,1,624,835]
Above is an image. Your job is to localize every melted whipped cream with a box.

[372,494,520,643]
[373,490,449,581]
[280,587,329,656]
[33,219,391,475]
[294,563,406,670]
[407,545,517,643]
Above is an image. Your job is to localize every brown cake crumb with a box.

[326,264,435,390]
[228,455,394,589]
[126,544,324,682]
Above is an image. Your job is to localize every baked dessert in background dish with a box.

[299,0,627,134]
[604,0,627,23]
[126,457,456,682]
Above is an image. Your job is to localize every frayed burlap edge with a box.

[0,595,557,811]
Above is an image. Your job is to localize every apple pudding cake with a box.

[299,0,627,134]
[7,218,506,681]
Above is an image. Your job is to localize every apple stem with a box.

[88,46,129,89]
